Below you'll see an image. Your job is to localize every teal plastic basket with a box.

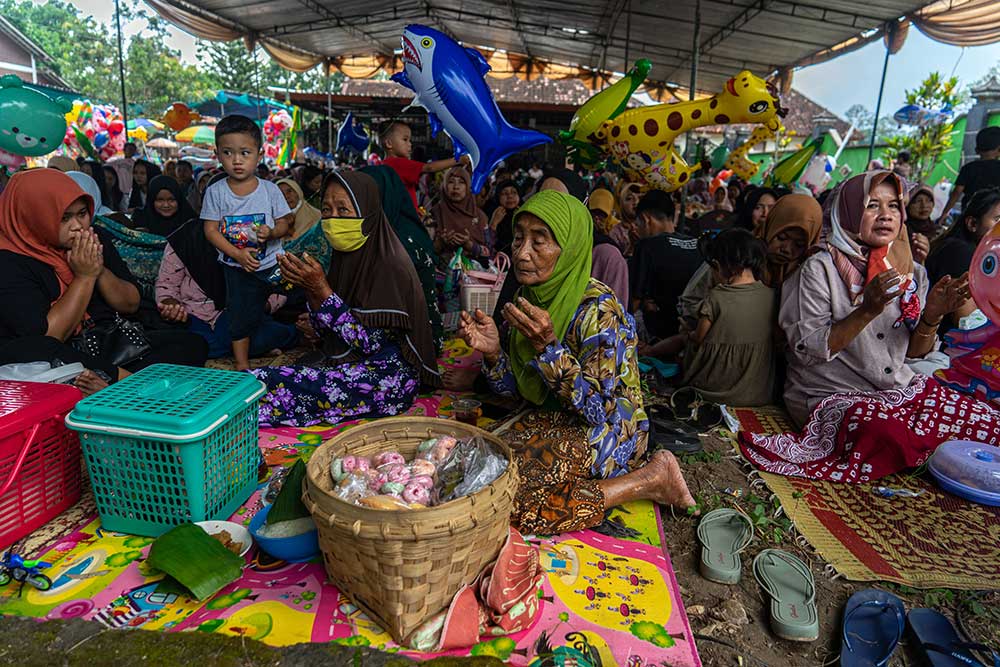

[65,364,266,537]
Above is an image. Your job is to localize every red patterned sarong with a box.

[739,376,1000,483]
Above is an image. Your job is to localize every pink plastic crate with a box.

[0,381,83,549]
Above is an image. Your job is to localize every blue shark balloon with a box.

[337,112,369,154]
[391,25,551,193]
[893,104,952,128]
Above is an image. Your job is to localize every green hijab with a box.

[510,190,594,405]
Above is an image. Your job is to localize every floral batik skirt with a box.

[502,410,643,535]
[740,375,1000,483]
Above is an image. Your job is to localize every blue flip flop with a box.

[908,608,1000,667]
[840,589,905,667]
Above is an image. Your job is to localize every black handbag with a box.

[71,315,151,368]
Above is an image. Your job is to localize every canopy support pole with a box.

[623,0,631,72]
[681,0,701,228]
[326,71,333,157]
[114,0,129,137]
[253,47,263,122]
[867,44,890,165]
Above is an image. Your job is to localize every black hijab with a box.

[323,170,441,387]
[144,175,226,309]
[103,165,124,211]
[491,179,521,254]
[127,159,162,210]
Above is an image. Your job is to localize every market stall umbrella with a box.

[127,118,165,131]
[146,137,178,149]
[175,125,216,145]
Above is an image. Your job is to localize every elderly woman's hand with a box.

[278,252,328,294]
[459,309,501,365]
[925,272,971,322]
[503,296,556,353]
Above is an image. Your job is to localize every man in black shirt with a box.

[629,191,702,339]
[939,125,1000,225]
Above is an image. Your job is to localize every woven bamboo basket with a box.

[303,416,518,644]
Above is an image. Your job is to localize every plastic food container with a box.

[0,381,83,549]
[928,440,1000,507]
[248,504,319,563]
[66,364,265,536]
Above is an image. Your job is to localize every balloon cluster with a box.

[263,109,292,160]
[64,100,126,160]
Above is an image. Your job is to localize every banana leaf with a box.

[146,524,242,601]
[266,458,309,525]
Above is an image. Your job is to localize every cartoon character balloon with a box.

[391,24,551,193]
[163,102,199,132]
[337,112,369,154]
[0,75,71,156]
[559,59,651,169]
[592,70,786,191]
[934,225,1000,399]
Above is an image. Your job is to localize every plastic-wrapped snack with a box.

[358,494,414,510]
[330,457,348,483]
[409,459,436,477]
[373,451,406,468]
[342,455,372,475]
[264,465,290,505]
[402,482,431,505]
[408,475,434,490]
[417,438,438,454]
[434,437,508,503]
[384,463,411,484]
[380,481,406,496]
[220,214,263,250]
[363,469,389,493]
[336,471,374,504]
[427,435,458,463]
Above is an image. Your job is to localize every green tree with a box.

[196,39,338,99]
[1,0,214,113]
[884,72,965,183]
[0,0,117,101]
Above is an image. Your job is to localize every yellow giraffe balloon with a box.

[724,121,783,180]
[595,70,786,191]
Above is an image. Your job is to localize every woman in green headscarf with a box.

[360,165,443,351]
[460,190,696,534]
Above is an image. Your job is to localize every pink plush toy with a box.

[373,452,406,468]
[402,482,431,505]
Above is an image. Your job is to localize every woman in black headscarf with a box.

[250,170,441,426]
[127,159,162,212]
[103,165,127,213]
[151,175,298,358]
[488,179,522,256]
[733,186,779,232]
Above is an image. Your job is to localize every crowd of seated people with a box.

[3,118,1000,536]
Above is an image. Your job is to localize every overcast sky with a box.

[68,0,1000,117]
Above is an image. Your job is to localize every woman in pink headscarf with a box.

[740,171,999,484]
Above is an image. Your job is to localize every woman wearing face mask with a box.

[460,190,696,534]
[153,176,299,359]
[250,170,441,426]
[740,172,994,484]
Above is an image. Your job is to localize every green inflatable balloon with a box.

[559,59,651,169]
[768,137,823,187]
[0,75,71,157]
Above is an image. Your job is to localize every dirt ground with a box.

[666,430,1000,667]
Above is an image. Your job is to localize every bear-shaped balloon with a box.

[0,75,71,157]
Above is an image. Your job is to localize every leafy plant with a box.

[883,72,966,183]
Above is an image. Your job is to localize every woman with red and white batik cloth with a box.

[739,170,999,484]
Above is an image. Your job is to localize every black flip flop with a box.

[647,414,703,454]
